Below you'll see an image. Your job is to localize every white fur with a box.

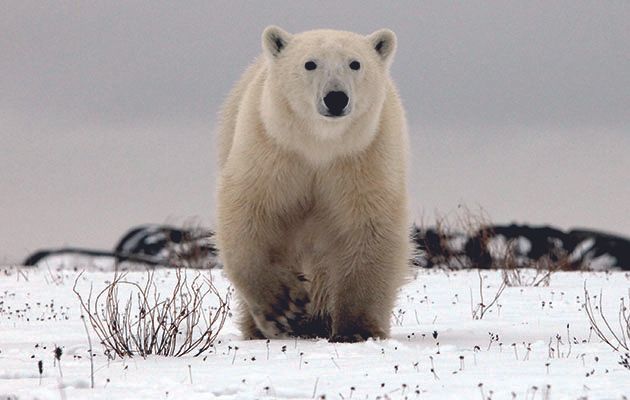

[216,27,411,341]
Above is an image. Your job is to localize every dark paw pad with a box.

[329,319,385,343]
[329,333,369,343]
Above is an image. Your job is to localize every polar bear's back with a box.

[217,58,265,168]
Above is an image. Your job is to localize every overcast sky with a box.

[1,1,629,263]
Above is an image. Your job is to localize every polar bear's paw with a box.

[329,316,388,343]
[249,279,311,338]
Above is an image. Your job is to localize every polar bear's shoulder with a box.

[217,58,266,168]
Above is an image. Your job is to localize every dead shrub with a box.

[416,206,571,286]
[499,237,574,287]
[73,268,230,358]
[165,225,218,269]
[415,206,492,269]
[498,241,551,287]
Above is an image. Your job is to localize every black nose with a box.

[323,91,349,116]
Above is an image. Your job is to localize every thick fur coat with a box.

[216,26,411,342]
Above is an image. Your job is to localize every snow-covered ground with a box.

[2,263,629,399]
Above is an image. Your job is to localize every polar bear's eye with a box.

[349,60,361,70]
[304,61,317,71]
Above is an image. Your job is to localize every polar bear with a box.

[216,26,411,342]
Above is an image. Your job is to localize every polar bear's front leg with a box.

[221,234,311,338]
[326,218,410,343]
[217,200,312,339]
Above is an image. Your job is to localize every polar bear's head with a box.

[259,27,398,162]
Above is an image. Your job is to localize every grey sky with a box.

[1,1,629,262]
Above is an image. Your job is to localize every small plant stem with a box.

[80,315,95,389]
[312,377,319,399]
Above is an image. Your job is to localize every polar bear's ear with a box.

[366,29,397,66]
[262,26,293,59]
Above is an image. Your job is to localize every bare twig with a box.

[471,271,507,320]
[80,315,95,389]
[583,283,629,352]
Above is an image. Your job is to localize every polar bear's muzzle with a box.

[320,90,350,118]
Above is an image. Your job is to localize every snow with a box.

[1,265,629,399]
